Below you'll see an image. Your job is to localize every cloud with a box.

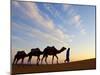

[73,15,82,28]
[12,2,55,30]
[23,2,55,30]
[12,21,71,51]
[29,27,71,47]
[43,3,64,22]
[14,2,72,41]
[12,10,69,49]
[12,1,78,54]
[80,28,86,34]
[44,3,86,35]
[61,4,87,35]
[74,15,86,34]
[68,8,76,16]
[12,22,32,31]
[71,14,86,35]
[12,1,87,44]
[74,15,81,23]
[12,1,20,7]
[63,4,71,12]
[43,4,53,15]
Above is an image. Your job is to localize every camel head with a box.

[57,47,66,54]
[61,47,66,50]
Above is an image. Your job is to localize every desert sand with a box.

[12,58,96,75]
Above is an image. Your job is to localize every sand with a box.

[11,58,96,75]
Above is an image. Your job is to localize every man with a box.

[64,48,70,63]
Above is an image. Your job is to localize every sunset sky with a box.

[11,1,95,64]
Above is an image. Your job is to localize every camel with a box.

[41,46,66,64]
[13,51,28,64]
[27,48,43,65]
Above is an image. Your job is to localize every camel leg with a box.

[13,57,16,64]
[41,55,45,64]
[28,56,32,64]
[37,56,40,65]
[45,56,48,64]
[38,56,40,64]
[15,59,19,64]
[55,55,59,64]
[36,57,38,65]
[21,58,24,64]
[52,55,54,64]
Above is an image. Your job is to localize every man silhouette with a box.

[64,48,70,63]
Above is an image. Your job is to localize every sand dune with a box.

[12,58,96,75]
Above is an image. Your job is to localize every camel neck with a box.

[57,48,65,54]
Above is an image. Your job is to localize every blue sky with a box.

[11,1,95,63]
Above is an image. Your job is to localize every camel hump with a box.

[46,46,56,49]
[17,51,26,55]
[31,48,40,52]
[43,46,56,53]
[46,46,51,48]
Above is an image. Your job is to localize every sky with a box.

[11,1,96,64]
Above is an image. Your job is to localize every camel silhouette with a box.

[13,51,28,64]
[41,46,66,64]
[27,48,43,65]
